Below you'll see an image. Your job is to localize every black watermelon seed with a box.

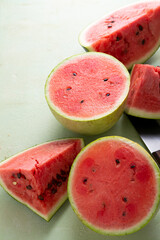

[38,195,44,200]
[136,31,139,36]
[60,170,66,175]
[20,174,26,179]
[66,87,72,91]
[115,159,120,164]
[106,93,110,96]
[142,39,145,45]
[73,72,77,76]
[130,164,136,169]
[138,25,143,31]
[57,181,62,187]
[52,178,58,185]
[56,174,62,180]
[17,173,21,179]
[116,36,120,41]
[51,188,57,194]
[83,178,88,184]
[26,185,32,190]
[103,78,108,81]
[122,197,127,202]
[122,211,126,216]
[108,25,112,28]
[111,20,115,23]
[80,100,84,103]
[48,183,52,189]
[61,176,67,182]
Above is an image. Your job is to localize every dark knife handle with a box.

[152,150,160,167]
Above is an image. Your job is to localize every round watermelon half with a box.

[125,64,160,119]
[79,1,160,69]
[68,136,160,235]
[45,52,130,135]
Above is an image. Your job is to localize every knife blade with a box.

[127,115,160,166]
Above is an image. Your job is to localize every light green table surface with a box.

[0,0,160,239]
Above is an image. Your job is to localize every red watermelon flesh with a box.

[125,64,160,118]
[79,2,160,69]
[47,53,128,118]
[0,138,84,221]
[68,137,160,235]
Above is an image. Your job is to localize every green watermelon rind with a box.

[0,138,84,221]
[78,3,160,70]
[45,52,130,135]
[125,106,160,119]
[68,136,160,236]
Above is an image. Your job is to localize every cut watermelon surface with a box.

[125,64,160,119]
[68,136,160,235]
[45,52,130,135]
[0,138,84,221]
[79,1,160,69]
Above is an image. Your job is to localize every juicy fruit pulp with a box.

[125,64,160,119]
[0,138,84,221]
[79,2,160,69]
[45,52,130,135]
[68,136,160,235]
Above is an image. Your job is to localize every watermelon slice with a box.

[0,138,84,221]
[125,64,160,119]
[45,52,130,135]
[68,136,160,235]
[79,2,160,69]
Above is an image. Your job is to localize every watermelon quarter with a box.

[125,64,160,119]
[45,52,130,135]
[68,136,160,235]
[79,1,160,69]
[0,138,84,221]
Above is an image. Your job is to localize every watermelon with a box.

[68,136,160,235]
[79,2,160,69]
[45,52,130,135]
[125,64,160,119]
[0,138,84,221]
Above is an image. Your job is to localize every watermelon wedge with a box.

[125,64,160,119]
[79,1,160,69]
[45,52,130,135]
[68,136,160,235]
[0,138,84,221]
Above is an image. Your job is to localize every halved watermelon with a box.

[125,64,160,119]
[0,138,84,221]
[45,52,130,135]
[68,136,160,235]
[79,2,160,69]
